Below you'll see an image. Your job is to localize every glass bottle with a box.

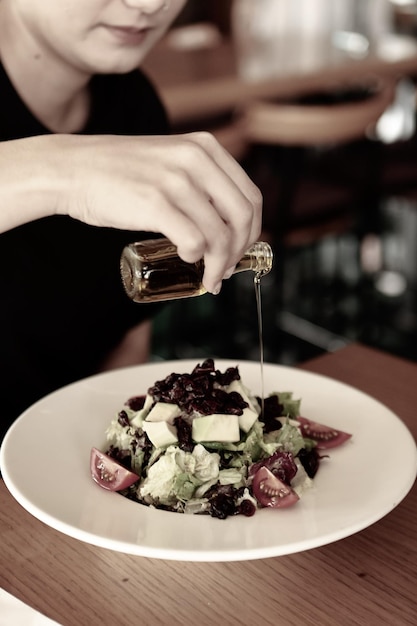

[120,238,273,303]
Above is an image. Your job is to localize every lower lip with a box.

[105,26,149,46]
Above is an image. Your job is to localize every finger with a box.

[127,185,228,293]
[135,139,247,276]
[189,132,263,245]
[161,135,262,287]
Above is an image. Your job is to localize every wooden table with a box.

[1,343,416,626]
[143,31,417,127]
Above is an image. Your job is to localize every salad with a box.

[90,359,351,519]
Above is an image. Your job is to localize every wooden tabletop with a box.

[1,342,416,626]
[142,32,417,126]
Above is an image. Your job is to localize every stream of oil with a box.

[254,272,265,416]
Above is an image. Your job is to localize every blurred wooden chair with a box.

[240,77,395,245]
[238,77,396,351]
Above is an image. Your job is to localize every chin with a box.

[86,54,147,75]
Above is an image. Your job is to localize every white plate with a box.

[1,360,416,562]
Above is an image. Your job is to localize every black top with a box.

[0,66,169,441]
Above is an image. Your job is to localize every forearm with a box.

[0,134,63,233]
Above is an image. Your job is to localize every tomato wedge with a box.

[297,417,351,449]
[252,467,299,509]
[90,447,139,491]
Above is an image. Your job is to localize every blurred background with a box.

[143,0,417,366]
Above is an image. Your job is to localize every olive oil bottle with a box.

[120,238,273,303]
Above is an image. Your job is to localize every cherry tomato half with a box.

[252,467,299,509]
[90,447,139,491]
[297,417,351,449]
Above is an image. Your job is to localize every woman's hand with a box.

[60,132,262,293]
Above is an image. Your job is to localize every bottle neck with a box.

[234,242,273,276]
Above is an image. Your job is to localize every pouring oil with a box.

[120,237,273,410]
[254,272,266,415]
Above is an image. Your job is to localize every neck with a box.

[0,6,91,133]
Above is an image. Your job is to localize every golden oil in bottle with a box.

[120,237,273,303]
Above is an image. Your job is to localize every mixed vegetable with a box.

[90,359,351,519]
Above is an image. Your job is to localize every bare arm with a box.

[0,135,62,230]
[0,132,262,294]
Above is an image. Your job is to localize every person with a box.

[0,0,262,442]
